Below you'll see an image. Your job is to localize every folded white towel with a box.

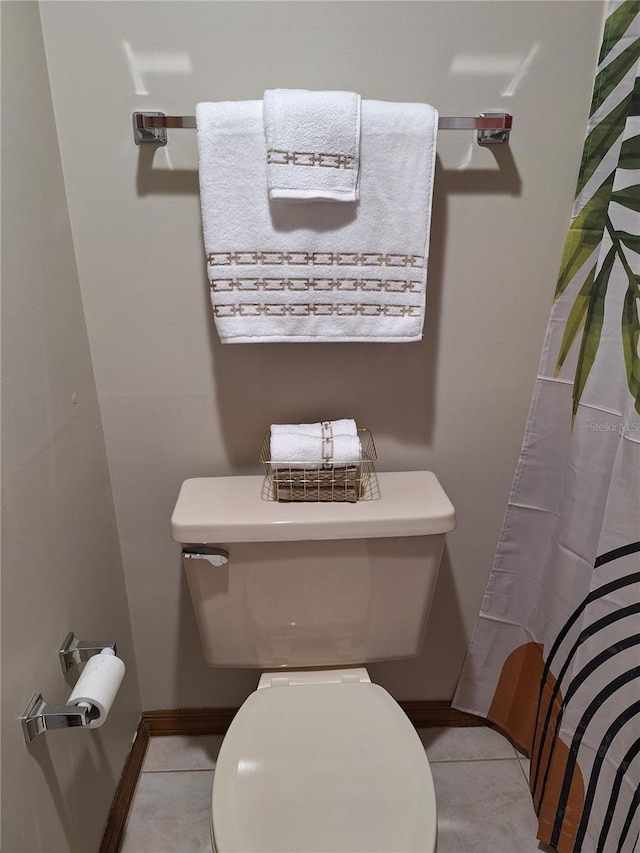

[270,432,362,469]
[271,419,357,438]
[263,89,361,202]
[196,99,438,343]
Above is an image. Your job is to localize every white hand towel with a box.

[271,419,357,438]
[196,99,438,343]
[270,433,362,469]
[263,89,361,202]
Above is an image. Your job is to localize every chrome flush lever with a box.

[182,546,229,567]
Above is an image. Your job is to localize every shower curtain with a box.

[453,3,640,852]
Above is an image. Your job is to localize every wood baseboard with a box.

[99,715,152,853]
[401,700,485,728]
[99,700,484,852]
[141,700,483,736]
[143,706,240,736]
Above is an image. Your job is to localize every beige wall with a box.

[1,3,142,851]
[39,1,605,708]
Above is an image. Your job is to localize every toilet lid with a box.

[212,681,437,853]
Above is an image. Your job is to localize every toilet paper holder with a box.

[20,632,117,744]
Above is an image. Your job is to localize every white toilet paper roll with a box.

[68,651,126,728]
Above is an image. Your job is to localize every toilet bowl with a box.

[171,471,455,853]
[212,669,437,853]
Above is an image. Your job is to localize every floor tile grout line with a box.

[517,758,532,785]
[141,767,217,775]
[426,756,525,764]
[141,756,526,772]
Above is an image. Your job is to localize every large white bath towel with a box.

[196,99,438,343]
[263,89,361,202]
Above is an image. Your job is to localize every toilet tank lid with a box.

[170,470,456,544]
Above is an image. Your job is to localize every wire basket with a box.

[260,429,377,502]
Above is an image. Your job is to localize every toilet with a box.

[171,470,456,853]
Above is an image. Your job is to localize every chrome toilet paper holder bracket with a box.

[21,692,91,743]
[59,631,117,674]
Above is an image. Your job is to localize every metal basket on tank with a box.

[260,429,377,502]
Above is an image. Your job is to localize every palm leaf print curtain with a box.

[453,3,640,852]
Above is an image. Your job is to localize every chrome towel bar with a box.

[133,111,513,146]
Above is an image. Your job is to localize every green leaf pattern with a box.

[590,40,640,118]
[599,0,640,63]
[555,2,640,418]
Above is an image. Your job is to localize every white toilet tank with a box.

[170,471,455,669]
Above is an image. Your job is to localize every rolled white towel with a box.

[271,432,362,469]
[271,419,357,438]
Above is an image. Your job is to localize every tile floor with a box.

[121,726,553,853]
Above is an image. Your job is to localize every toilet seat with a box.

[212,676,437,853]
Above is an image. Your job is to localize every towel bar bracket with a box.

[131,111,513,146]
[476,113,512,145]
[133,111,167,145]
